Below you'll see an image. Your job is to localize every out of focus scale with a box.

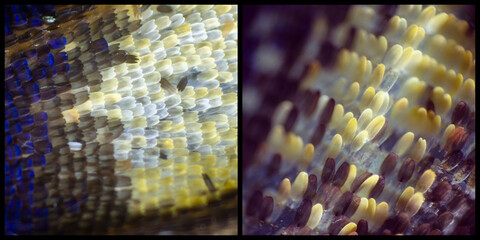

[243,5,474,235]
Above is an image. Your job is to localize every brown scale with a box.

[284,104,299,132]
[350,171,372,193]
[451,101,470,126]
[303,174,317,200]
[310,122,326,147]
[369,175,385,199]
[315,182,332,205]
[246,190,263,217]
[332,162,350,187]
[305,90,321,117]
[430,180,452,202]
[318,98,335,125]
[321,157,335,183]
[328,215,350,235]
[324,186,342,210]
[177,76,189,92]
[412,223,431,235]
[258,196,274,221]
[447,191,466,212]
[296,226,313,235]
[344,195,360,217]
[417,155,435,175]
[397,157,415,183]
[333,191,353,216]
[281,225,295,235]
[161,77,177,94]
[432,211,454,231]
[266,153,282,178]
[379,152,397,176]
[356,219,368,235]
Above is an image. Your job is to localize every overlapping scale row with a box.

[243,5,474,235]
[6,5,237,235]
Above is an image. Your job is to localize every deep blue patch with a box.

[29,18,43,27]
[6,134,13,145]
[5,23,12,35]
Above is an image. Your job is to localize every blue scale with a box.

[20,115,34,127]
[91,38,108,53]
[46,66,57,78]
[47,37,67,49]
[16,69,33,82]
[6,134,13,145]
[23,82,39,95]
[21,142,34,155]
[31,154,46,167]
[32,67,46,80]
[24,49,37,59]
[16,132,31,145]
[23,157,33,169]
[12,13,27,27]
[34,141,52,155]
[6,107,19,120]
[5,66,15,79]
[10,58,28,73]
[5,92,14,107]
[39,53,54,66]
[6,77,21,91]
[33,112,48,124]
[5,23,12,35]
[29,94,41,104]
[31,125,48,139]
[54,52,68,63]
[57,63,70,73]
[7,122,22,136]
